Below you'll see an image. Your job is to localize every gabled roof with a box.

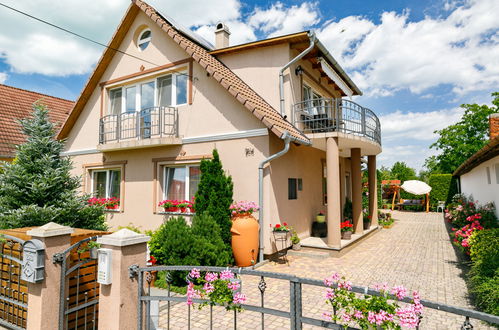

[58,0,310,145]
[0,84,73,159]
[453,136,499,176]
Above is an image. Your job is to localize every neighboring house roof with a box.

[58,0,310,145]
[0,84,73,159]
[453,136,499,176]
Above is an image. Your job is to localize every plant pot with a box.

[364,221,371,230]
[292,243,301,251]
[149,270,158,287]
[316,215,326,223]
[383,223,393,229]
[89,247,99,259]
[179,207,187,213]
[311,221,327,237]
[341,231,352,240]
[273,231,289,238]
[231,214,260,267]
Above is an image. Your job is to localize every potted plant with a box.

[272,222,290,238]
[229,201,260,267]
[177,200,189,213]
[341,220,353,239]
[363,213,371,230]
[158,200,176,212]
[78,241,101,259]
[105,197,120,210]
[316,211,326,223]
[290,228,301,250]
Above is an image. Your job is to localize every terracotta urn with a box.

[231,213,260,267]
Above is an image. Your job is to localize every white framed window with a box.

[302,84,324,115]
[137,29,151,51]
[107,72,187,114]
[162,165,200,201]
[495,164,499,184]
[486,167,491,184]
[91,169,121,198]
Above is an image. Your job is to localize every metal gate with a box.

[53,236,102,330]
[0,234,27,330]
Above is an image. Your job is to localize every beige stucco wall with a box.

[70,135,270,231]
[460,156,499,217]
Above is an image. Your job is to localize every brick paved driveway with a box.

[159,211,492,329]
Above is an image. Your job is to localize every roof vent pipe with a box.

[215,22,230,49]
[279,31,316,116]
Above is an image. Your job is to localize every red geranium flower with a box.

[283,222,288,226]
[275,224,281,228]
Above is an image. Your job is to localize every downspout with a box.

[279,31,316,116]
[258,132,292,264]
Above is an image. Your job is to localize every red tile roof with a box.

[0,84,73,158]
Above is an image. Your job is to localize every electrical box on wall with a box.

[97,248,112,285]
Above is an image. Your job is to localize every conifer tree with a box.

[0,105,106,230]
[194,149,233,245]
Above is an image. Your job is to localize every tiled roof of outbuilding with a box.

[0,84,73,158]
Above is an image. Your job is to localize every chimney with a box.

[215,22,230,49]
[490,113,499,140]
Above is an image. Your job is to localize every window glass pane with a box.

[496,164,499,184]
[138,30,151,51]
[93,171,107,198]
[109,170,121,198]
[188,166,201,201]
[126,87,136,112]
[288,178,297,200]
[157,76,172,107]
[165,167,186,200]
[486,167,491,184]
[176,74,187,105]
[109,88,122,115]
[303,86,311,101]
[141,82,155,110]
[140,30,151,40]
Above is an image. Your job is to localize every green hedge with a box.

[468,229,499,315]
[428,174,458,206]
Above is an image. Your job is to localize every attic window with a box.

[138,29,151,51]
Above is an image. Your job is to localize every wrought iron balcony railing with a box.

[99,106,178,144]
[293,98,381,145]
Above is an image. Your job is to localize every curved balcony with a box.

[99,106,178,144]
[293,98,381,145]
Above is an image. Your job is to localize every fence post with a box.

[96,229,150,330]
[25,222,74,330]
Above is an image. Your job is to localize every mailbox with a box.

[97,248,112,285]
[21,239,45,283]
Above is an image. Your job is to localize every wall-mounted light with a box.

[295,65,304,76]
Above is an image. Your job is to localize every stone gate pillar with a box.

[97,229,150,330]
[25,222,74,330]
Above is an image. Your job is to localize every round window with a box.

[138,29,151,51]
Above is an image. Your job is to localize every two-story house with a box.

[59,0,382,257]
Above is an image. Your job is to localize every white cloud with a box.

[377,107,464,170]
[0,72,7,84]
[194,20,257,46]
[248,2,320,37]
[318,0,499,97]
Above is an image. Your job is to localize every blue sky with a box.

[0,0,498,171]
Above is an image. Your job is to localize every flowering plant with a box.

[272,222,290,232]
[88,197,120,210]
[318,211,325,216]
[158,199,193,213]
[186,268,247,312]
[230,201,259,216]
[147,255,157,266]
[340,221,353,232]
[452,218,483,254]
[322,273,423,329]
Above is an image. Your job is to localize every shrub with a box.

[148,213,232,286]
[468,229,499,315]
[194,149,234,245]
[428,174,458,206]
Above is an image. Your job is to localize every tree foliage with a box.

[194,149,234,245]
[0,105,106,230]
[389,161,417,183]
[428,92,499,174]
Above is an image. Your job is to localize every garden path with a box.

[160,211,493,329]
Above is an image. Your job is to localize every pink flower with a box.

[324,273,340,286]
[390,285,407,300]
[338,280,352,291]
[322,312,332,320]
[367,311,376,323]
[396,306,419,328]
[373,282,389,292]
[205,272,218,282]
[186,282,201,306]
[342,313,352,322]
[188,268,200,279]
[227,281,240,291]
[220,270,234,280]
[324,288,335,300]
[203,282,215,293]
[233,292,246,304]
[354,310,363,319]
